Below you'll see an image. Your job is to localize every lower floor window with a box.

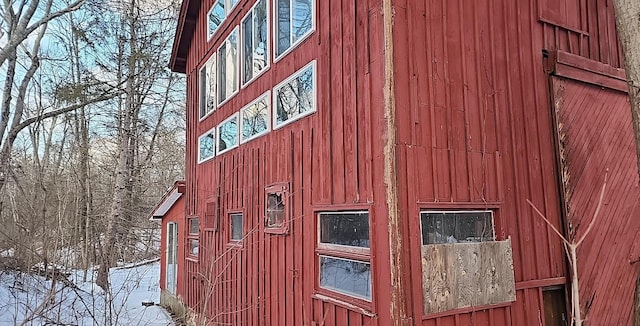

[319,256,371,300]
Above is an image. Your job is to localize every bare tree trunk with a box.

[612,2,640,325]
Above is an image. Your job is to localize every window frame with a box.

[273,0,316,62]
[199,54,217,121]
[241,0,270,88]
[315,210,372,304]
[217,112,240,155]
[272,60,317,129]
[197,127,216,164]
[228,210,244,247]
[217,26,240,107]
[186,216,200,259]
[207,0,240,41]
[240,91,271,144]
[264,182,290,235]
[419,210,496,245]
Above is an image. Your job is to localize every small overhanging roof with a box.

[148,180,186,221]
[169,0,199,73]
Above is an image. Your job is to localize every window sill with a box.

[312,293,375,317]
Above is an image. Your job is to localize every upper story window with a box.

[242,0,269,86]
[273,60,316,129]
[198,127,216,163]
[240,91,270,143]
[218,113,239,155]
[218,27,239,105]
[208,0,240,40]
[420,211,495,245]
[199,54,216,119]
[274,0,315,60]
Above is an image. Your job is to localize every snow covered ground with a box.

[0,261,174,326]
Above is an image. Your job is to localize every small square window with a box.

[198,128,216,163]
[265,183,289,234]
[420,211,494,245]
[217,113,239,155]
[240,92,270,143]
[230,213,243,241]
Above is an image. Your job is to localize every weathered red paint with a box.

[163,0,640,324]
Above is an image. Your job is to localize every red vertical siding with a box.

[551,77,640,325]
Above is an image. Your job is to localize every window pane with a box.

[421,211,494,245]
[254,0,268,75]
[199,130,215,161]
[276,0,291,57]
[292,0,312,43]
[319,212,369,248]
[241,97,269,141]
[167,223,175,264]
[205,56,216,114]
[189,218,199,234]
[189,239,199,256]
[219,28,238,103]
[218,115,239,152]
[266,192,285,228]
[199,67,207,118]
[320,256,371,300]
[209,0,225,37]
[231,213,243,241]
[275,65,314,126]
[242,13,254,83]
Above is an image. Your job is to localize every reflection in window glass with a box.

[242,0,269,85]
[275,0,313,58]
[420,211,494,245]
[189,239,199,255]
[266,192,285,228]
[320,256,371,300]
[241,95,270,142]
[208,0,225,38]
[230,213,243,241]
[198,129,215,163]
[218,28,239,104]
[218,114,239,154]
[274,62,315,128]
[319,212,369,248]
[189,218,199,235]
[199,56,216,119]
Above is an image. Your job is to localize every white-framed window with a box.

[187,217,200,257]
[273,60,316,129]
[241,0,269,87]
[317,211,372,301]
[199,54,216,120]
[218,27,239,106]
[420,210,495,245]
[240,91,270,143]
[230,212,243,242]
[208,0,240,40]
[273,0,315,60]
[198,127,216,163]
[217,113,239,155]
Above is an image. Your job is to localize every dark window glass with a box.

[189,218,199,235]
[420,211,494,245]
[320,256,371,300]
[199,130,215,162]
[266,192,285,228]
[276,0,291,56]
[292,0,312,43]
[189,239,199,255]
[199,67,207,118]
[231,213,243,241]
[319,212,369,248]
[242,12,253,83]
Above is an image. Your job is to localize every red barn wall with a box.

[181,0,386,325]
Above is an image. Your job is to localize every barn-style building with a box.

[157,0,640,324]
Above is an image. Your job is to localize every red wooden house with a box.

[162,0,640,325]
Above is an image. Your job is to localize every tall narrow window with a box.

[242,0,269,86]
[273,61,316,128]
[265,183,289,234]
[317,211,371,301]
[199,55,216,119]
[274,0,314,60]
[217,113,239,155]
[230,212,243,242]
[198,128,216,163]
[240,92,270,143]
[208,0,240,40]
[218,27,239,105]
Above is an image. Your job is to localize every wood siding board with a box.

[329,0,346,205]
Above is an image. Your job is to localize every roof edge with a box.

[169,0,199,73]
[147,180,186,221]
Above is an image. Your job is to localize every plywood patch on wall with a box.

[421,240,516,314]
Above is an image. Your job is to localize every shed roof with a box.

[148,180,186,221]
[169,0,199,73]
